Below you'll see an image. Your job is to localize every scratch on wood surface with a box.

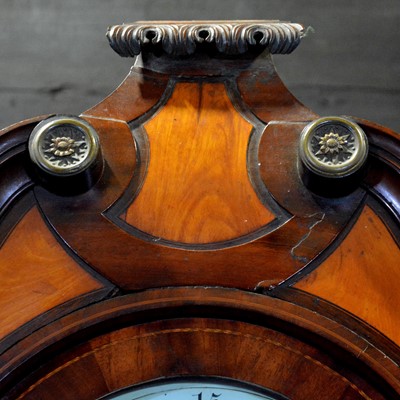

[290,212,326,263]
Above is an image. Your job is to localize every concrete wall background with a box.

[1,0,399,131]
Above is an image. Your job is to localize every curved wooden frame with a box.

[2,288,399,399]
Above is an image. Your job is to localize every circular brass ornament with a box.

[29,115,100,176]
[299,116,368,178]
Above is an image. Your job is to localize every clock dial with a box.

[102,380,285,400]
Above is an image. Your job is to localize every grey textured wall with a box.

[1,0,399,131]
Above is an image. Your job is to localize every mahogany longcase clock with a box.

[0,21,399,399]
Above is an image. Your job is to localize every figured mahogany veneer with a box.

[125,82,275,244]
[0,205,104,341]
[294,205,400,345]
[2,289,399,399]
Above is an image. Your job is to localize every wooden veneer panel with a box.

[295,205,400,345]
[0,207,104,340]
[125,82,275,244]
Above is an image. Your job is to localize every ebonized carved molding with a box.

[107,21,305,56]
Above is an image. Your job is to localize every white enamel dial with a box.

[102,380,285,400]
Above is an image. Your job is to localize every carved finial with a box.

[106,21,305,57]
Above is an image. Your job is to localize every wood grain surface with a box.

[15,320,381,400]
[237,69,317,123]
[3,288,398,399]
[83,68,168,122]
[295,205,400,345]
[125,82,275,243]
[0,206,104,341]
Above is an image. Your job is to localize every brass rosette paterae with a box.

[28,115,103,194]
[299,116,369,196]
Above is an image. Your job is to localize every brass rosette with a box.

[299,116,368,178]
[29,115,100,176]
